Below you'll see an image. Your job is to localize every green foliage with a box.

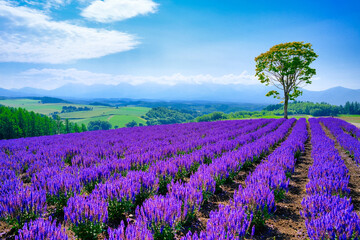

[195,111,228,122]
[125,120,138,128]
[242,160,253,171]
[47,191,74,219]
[197,110,269,122]
[73,123,81,133]
[108,198,134,226]
[0,105,89,140]
[113,100,265,114]
[203,156,212,165]
[81,123,87,132]
[134,187,153,207]
[341,101,360,115]
[61,105,92,113]
[65,118,71,133]
[151,223,175,240]
[87,120,112,131]
[71,221,104,240]
[30,96,70,104]
[83,180,99,194]
[255,42,318,118]
[89,102,112,107]
[202,191,213,205]
[274,188,286,202]
[4,210,38,233]
[265,101,340,116]
[0,105,58,139]
[158,175,173,195]
[251,204,271,230]
[174,167,188,182]
[197,101,345,122]
[143,107,199,125]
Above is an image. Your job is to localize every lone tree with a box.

[255,42,318,118]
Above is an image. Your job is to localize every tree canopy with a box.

[87,120,112,131]
[255,41,318,118]
[0,105,87,140]
[143,107,198,125]
[125,120,138,128]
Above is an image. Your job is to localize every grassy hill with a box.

[0,98,149,128]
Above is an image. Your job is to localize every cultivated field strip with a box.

[301,118,360,239]
[251,118,309,239]
[320,117,360,165]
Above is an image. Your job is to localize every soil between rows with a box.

[250,122,312,240]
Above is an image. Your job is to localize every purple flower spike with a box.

[16,217,68,240]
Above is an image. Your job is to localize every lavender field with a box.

[0,118,359,240]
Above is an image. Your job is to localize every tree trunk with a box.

[284,94,289,119]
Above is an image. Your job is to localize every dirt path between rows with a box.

[321,123,360,214]
[252,123,312,240]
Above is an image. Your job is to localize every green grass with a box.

[60,107,149,128]
[0,99,90,115]
[0,99,150,129]
[108,115,147,128]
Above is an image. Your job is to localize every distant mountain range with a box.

[1,83,359,105]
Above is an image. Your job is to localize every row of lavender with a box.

[321,117,360,165]
[182,118,307,239]
[0,119,256,175]
[301,118,360,239]
[0,119,280,239]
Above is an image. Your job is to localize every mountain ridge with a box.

[2,83,360,105]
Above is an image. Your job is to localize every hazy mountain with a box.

[298,87,360,105]
[0,88,26,97]
[2,84,360,105]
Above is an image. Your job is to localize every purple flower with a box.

[16,217,68,240]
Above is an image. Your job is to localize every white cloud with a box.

[81,0,158,22]
[20,0,71,10]
[0,1,138,64]
[2,68,259,90]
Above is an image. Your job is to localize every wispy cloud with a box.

[81,0,158,22]
[3,68,259,90]
[0,1,138,64]
[20,0,71,10]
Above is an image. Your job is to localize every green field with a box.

[0,99,67,115]
[0,99,150,128]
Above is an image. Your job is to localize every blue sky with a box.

[0,0,359,90]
